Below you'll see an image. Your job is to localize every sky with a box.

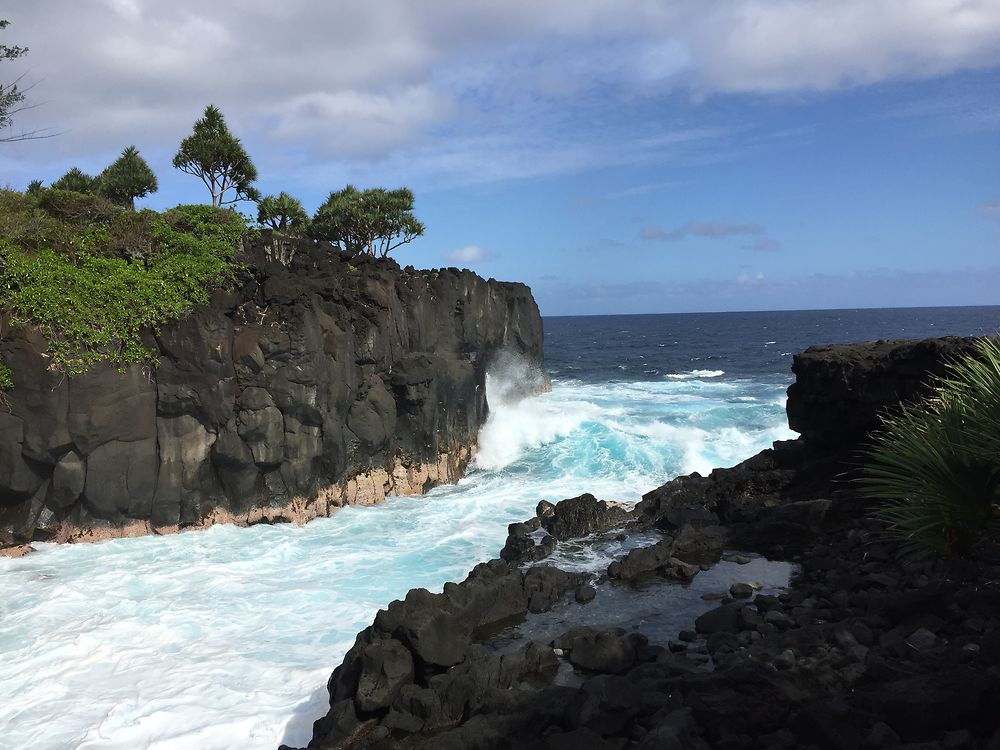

[1,1,998,316]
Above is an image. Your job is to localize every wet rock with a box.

[730,499,832,555]
[501,518,557,566]
[575,585,597,604]
[863,721,901,748]
[608,538,676,581]
[857,667,994,740]
[557,627,637,674]
[0,543,33,558]
[541,493,628,540]
[635,707,702,750]
[524,566,587,613]
[672,524,729,565]
[354,638,414,713]
[308,698,359,749]
[772,649,796,670]
[754,594,781,612]
[764,611,794,630]
[565,674,642,735]
[662,558,702,581]
[391,589,472,669]
[544,727,620,750]
[905,627,938,652]
[729,582,754,599]
[695,605,741,635]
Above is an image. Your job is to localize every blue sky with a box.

[2,1,998,315]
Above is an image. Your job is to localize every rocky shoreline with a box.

[289,336,999,750]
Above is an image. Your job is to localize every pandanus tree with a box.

[256,191,309,232]
[173,105,258,206]
[861,337,1000,556]
[310,185,424,257]
[99,145,158,209]
[50,166,100,194]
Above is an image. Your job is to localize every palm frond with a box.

[860,337,1000,556]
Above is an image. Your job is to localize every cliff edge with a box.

[0,233,545,546]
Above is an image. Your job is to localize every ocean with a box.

[1,306,998,749]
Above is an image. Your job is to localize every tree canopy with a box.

[100,145,158,210]
[257,191,309,232]
[172,105,258,207]
[310,186,424,257]
[51,167,100,194]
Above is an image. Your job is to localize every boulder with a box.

[541,493,628,540]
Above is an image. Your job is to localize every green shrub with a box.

[37,188,121,226]
[0,192,246,375]
[861,337,1000,556]
[0,361,12,390]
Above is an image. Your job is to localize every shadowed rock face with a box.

[0,234,545,545]
[786,336,980,450]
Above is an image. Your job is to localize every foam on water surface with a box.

[0,370,793,749]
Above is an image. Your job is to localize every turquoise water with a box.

[3,306,997,749]
[0,368,791,749]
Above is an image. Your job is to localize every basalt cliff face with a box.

[0,234,545,547]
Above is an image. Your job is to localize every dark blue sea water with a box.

[545,306,1000,384]
[2,306,998,749]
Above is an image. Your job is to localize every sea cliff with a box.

[0,233,545,547]
[294,335,999,750]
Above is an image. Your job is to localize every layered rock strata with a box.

[0,234,545,546]
[296,336,1000,749]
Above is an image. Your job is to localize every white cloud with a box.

[640,221,768,242]
[736,271,765,285]
[272,86,452,158]
[747,237,781,252]
[2,1,998,184]
[444,245,494,264]
[980,200,1000,218]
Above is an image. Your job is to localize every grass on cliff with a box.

[862,336,1000,557]
[0,188,248,379]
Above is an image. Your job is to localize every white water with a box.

[0,371,794,749]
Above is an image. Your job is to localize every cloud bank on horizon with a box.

[1,0,998,314]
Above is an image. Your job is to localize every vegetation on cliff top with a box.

[0,91,427,388]
[862,336,1000,556]
[310,185,424,257]
[0,189,246,377]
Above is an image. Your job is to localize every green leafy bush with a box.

[861,337,1000,556]
[0,189,246,375]
[0,360,12,390]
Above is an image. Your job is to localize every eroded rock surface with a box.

[0,235,545,545]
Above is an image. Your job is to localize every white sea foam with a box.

[665,369,725,380]
[0,368,793,750]
[474,393,602,470]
